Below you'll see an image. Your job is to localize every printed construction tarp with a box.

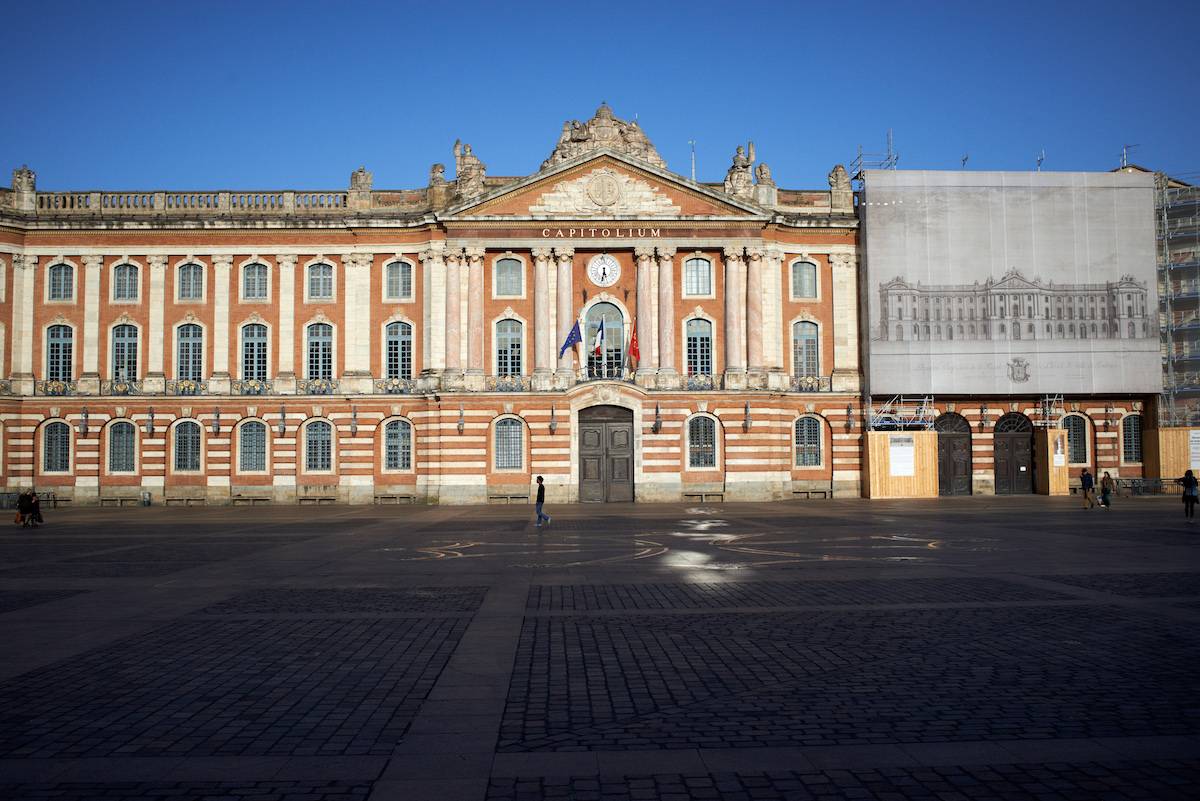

[862,170,1160,395]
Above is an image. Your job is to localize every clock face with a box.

[587,254,621,287]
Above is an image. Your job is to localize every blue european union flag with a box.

[559,319,582,359]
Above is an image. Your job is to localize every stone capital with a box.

[148,255,169,270]
[463,246,485,262]
[723,247,745,263]
[829,252,855,270]
[553,247,575,262]
[275,254,298,269]
[745,247,765,262]
[634,247,656,261]
[655,247,676,260]
[210,254,233,270]
[13,254,36,271]
[443,250,463,266]
[420,248,445,264]
[343,253,372,269]
[82,255,104,270]
[531,247,553,261]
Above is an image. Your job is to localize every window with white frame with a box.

[1122,414,1143,462]
[242,263,268,300]
[688,416,716,468]
[495,258,523,297]
[48,263,74,301]
[794,417,822,467]
[47,324,73,380]
[239,421,267,472]
[385,261,413,300]
[108,421,136,472]
[494,418,523,469]
[43,421,70,472]
[684,257,711,296]
[496,319,522,376]
[176,324,204,381]
[177,263,203,301]
[585,302,624,378]
[386,321,413,379]
[306,323,333,379]
[792,321,819,376]
[1063,414,1087,463]
[113,263,139,301]
[791,261,817,299]
[686,319,713,375]
[111,324,138,380]
[306,421,332,471]
[307,263,333,300]
[174,421,201,471]
[241,324,268,380]
[384,419,412,470]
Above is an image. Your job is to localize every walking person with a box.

[534,475,551,528]
[29,491,43,528]
[1180,470,1199,523]
[1080,468,1096,509]
[16,490,33,528]
[1099,471,1115,510]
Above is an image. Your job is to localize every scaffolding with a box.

[1154,171,1200,425]
[868,395,936,430]
[850,129,899,184]
[1035,394,1064,427]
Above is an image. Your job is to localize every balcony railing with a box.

[686,374,716,390]
[35,379,78,396]
[297,378,339,395]
[791,374,833,392]
[486,375,531,392]
[166,379,209,396]
[232,379,274,395]
[101,379,143,396]
[375,377,416,394]
[33,190,350,216]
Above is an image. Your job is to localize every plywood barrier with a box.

[864,430,938,499]
[1146,428,1200,480]
[1034,428,1069,496]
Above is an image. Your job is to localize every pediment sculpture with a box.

[541,103,666,170]
[452,140,487,198]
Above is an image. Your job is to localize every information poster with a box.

[1053,436,1066,467]
[1190,430,1200,471]
[889,434,915,477]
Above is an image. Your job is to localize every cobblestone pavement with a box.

[0,498,1197,800]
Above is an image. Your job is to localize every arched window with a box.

[494,418,523,469]
[1063,414,1087,464]
[585,302,624,378]
[495,320,523,377]
[385,419,412,470]
[386,321,413,379]
[306,323,333,379]
[307,263,333,300]
[111,324,138,380]
[176,324,204,381]
[494,257,523,297]
[239,421,267,472]
[241,324,268,380]
[108,421,136,473]
[113,263,139,301]
[177,263,203,300]
[1122,414,1143,463]
[795,417,822,467]
[385,261,413,300]
[895,324,904,340]
[174,421,201,471]
[305,421,332,471]
[792,321,819,377]
[242,263,268,300]
[49,263,73,300]
[686,319,713,376]
[43,421,70,472]
[688,416,716,468]
[47,324,73,380]
[684,257,712,296]
[792,261,817,299]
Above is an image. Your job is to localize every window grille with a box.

[688,417,716,468]
[241,324,268,380]
[684,258,711,296]
[113,264,139,300]
[177,263,203,300]
[109,421,136,472]
[308,263,333,299]
[243,263,268,299]
[306,421,332,471]
[112,324,139,380]
[386,322,413,379]
[496,320,522,376]
[176,324,204,381]
[1063,415,1087,463]
[386,261,413,300]
[792,261,817,298]
[1122,414,1143,463]
[494,418,522,469]
[239,421,267,471]
[43,421,70,472]
[795,417,821,467]
[385,419,412,470]
[47,324,73,380]
[174,421,201,471]
[495,258,523,296]
[685,319,713,375]
[307,323,333,379]
[49,263,73,300]
[792,322,819,377]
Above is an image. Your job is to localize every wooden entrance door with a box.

[993,413,1034,495]
[935,413,972,496]
[578,405,635,503]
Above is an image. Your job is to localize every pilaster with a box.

[464,246,484,390]
[634,247,656,385]
[275,254,298,394]
[340,253,373,393]
[745,247,765,385]
[764,246,789,390]
[145,255,168,393]
[554,248,575,387]
[830,252,861,392]
[723,247,746,389]
[79,255,103,394]
[10,255,35,395]
[532,247,553,390]
[444,249,463,378]
[656,247,678,389]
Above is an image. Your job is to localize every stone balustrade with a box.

[28,189,351,217]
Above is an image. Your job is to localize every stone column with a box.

[340,253,372,393]
[420,245,447,388]
[746,247,765,384]
[10,255,35,395]
[443,249,462,381]
[634,247,656,385]
[79,255,103,395]
[554,247,575,386]
[764,246,788,390]
[532,248,553,390]
[656,247,678,388]
[830,252,861,392]
[210,255,233,393]
[464,246,485,390]
[275,254,297,393]
[144,255,168,393]
[723,247,746,387]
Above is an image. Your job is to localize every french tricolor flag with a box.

[592,318,605,356]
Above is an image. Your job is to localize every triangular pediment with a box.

[443,150,767,220]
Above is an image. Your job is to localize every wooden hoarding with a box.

[864,430,938,498]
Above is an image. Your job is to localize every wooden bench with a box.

[99,497,141,507]
[792,489,831,500]
[487,493,530,504]
[375,494,416,505]
[164,497,206,507]
[298,496,338,506]
[231,495,272,506]
[683,492,724,503]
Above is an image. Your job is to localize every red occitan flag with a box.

[629,322,641,365]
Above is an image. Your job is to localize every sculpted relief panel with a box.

[528,168,681,217]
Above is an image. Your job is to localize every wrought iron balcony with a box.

[0,380,11,395]
[686,374,716,391]
[486,374,531,392]
[101,379,143,395]
[166,379,209,396]
[375,377,415,394]
[36,379,78,396]
[790,374,833,392]
[232,379,275,395]
[297,378,339,395]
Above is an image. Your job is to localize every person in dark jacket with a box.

[1080,468,1096,509]
[1099,472,1115,510]
[29,491,42,527]
[534,475,551,528]
[1180,470,1198,523]
[16,490,33,527]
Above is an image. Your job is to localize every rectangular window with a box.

[495,259,523,297]
[386,262,413,300]
[306,424,332,471]
[688,418,716,468]
[386,325,413,380]
[308,264,333,300]
[684,258,711,296]
[385,422,412,470]
[174,424,201,471]
[243,264,268,300]
[109,425,136,472]
[242,336,268,381]
[686,322,712,375]
[494,422,522,469]
[239,424,267,472]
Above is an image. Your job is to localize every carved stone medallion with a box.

[585,173,621,207]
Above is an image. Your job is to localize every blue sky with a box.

[4,0,1196,191]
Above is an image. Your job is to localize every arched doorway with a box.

[578,405,634,503]
[934,412,972,496]
[585,302,625,379]
[993,412,1034,495]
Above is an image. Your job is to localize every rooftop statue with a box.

[723,142,755,199]
[541,103,667,170]
[453,140,487,198]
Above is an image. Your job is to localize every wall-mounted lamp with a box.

[742,401,751,432]
[457,403,465,435]
[549,404,558,434]
[350,406,358,436]
[146,407,155,436]
[845,403,855,431]
[277,405,286,437]
[1104,403,1114,431]
[979,403,990,431]
[78,407,89,437]
[652,403,662,434]
[211,408,220,436]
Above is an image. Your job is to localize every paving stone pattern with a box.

[0,562,209,578]
[500,605,1200,751]
[527,577,1071,611]
[0,617,469,758]
[485,760,1200,801]
[0,589,86,614]
[0,780,372,801]
[199,586,490,615]
[1039,571,1200,597]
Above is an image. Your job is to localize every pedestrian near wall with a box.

[1080,468,1096,509]
[1099,472,1115,510]
[1180,470,1199,523]
[534,475,551,528]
